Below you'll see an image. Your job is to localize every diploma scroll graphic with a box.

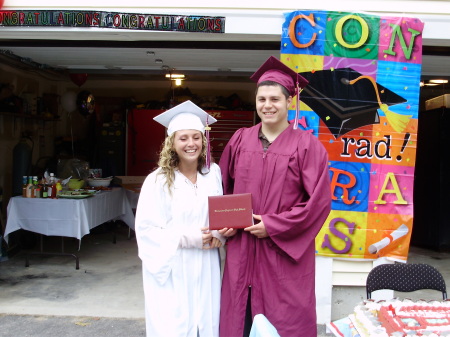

[368,224,409,254]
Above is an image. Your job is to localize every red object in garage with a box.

[126,109,255,176]
[126,109,166,176]
[69,73,88,87]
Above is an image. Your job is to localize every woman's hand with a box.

[209,237,222,248]
[201,227,213,249]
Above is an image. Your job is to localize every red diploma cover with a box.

[208,193,253,230]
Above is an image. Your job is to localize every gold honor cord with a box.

[205,117,211,169]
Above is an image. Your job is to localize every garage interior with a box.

[1,10,450,252]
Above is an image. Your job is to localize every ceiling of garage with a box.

[1,37,449,85]
[0,40,278,83]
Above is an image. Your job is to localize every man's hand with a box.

[218,227,238,237]
[244,214,268,238]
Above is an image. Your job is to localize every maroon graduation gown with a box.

[219,123,331,337]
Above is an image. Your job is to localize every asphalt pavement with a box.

[0,314,332,337]
[0,314,146,337]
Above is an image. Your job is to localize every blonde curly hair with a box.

[157,132,208,193]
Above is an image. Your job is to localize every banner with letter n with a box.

[281,10,424,261]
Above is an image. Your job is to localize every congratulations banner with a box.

[281,11,424,261]
[0,10,225,33]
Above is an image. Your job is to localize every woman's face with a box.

[172,129,203,164]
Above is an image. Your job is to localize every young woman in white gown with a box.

[135,101,224,337]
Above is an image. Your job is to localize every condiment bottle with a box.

[55,182,62,196]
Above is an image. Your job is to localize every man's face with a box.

[255,85,292,128]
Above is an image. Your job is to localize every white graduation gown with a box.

[135,163,223,337]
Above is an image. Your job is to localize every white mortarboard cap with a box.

[153,100,217,136]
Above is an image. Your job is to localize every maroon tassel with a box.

[293,82,300,130]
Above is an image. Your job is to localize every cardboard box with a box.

[208,193,253,230]
[425,94,450,111]
[121,184,142,193]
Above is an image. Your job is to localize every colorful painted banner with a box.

[281,10,424,261]
[0,10,225,33]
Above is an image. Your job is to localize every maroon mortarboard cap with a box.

[250,56,309,97]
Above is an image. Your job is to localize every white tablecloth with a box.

[4,187,135,243]
[124,188,139,209]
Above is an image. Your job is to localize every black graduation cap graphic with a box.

[299,68,408,138]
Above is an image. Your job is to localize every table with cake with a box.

[328,298,450,337]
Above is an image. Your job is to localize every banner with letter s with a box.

[281,10,424,261]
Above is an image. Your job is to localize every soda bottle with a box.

[22,176,28,197]
[26,176,33,198]
[32,176,39,198]
[47,173,54,198]
[42,181,48,198]
[50,173,57,199]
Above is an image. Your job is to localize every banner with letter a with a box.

[281,10,424,261]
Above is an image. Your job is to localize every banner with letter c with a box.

[281,10,424,261]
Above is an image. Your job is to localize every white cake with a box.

[351,298,450,336]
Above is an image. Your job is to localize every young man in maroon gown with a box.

[218,56,332,337]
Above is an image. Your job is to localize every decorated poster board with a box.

[281,10,424,261]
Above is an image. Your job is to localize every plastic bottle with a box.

[30,176,38,198]
[33,176,41,198]
[42,182,48,198]
[55,182,62,197]
[22,176,28,197]
[47,173,54,198]
[50,173,57,199]
[34,177,42,198]
[26,176,33,198]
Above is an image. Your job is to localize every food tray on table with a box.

[58,190,98,199]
